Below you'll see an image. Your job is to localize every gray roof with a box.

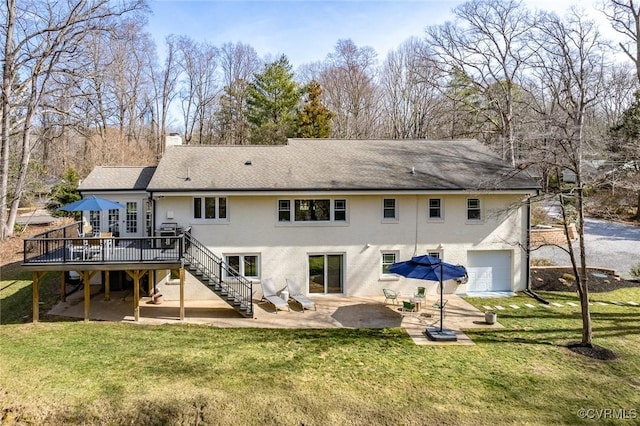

[79,166,157,192]
[147,139,538,192]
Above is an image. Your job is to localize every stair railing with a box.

[182,229,253,316]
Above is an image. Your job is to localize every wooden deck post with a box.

[179,266,185,321]
[82,271,91,322]
[127,270,148,322]
[32,272,41,323]
[60,271,66,302]
[104,271,110,301]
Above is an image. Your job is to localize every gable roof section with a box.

[79,166,157,192]
[147,139,539,192]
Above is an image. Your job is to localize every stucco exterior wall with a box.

[155,193,529,297]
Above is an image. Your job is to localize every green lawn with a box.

[1,269,640,425]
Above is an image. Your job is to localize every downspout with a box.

[523,194,548,304]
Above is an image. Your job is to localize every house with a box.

[79,138,539,298]
[78,166,156,238]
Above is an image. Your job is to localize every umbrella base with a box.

[424,327,458,342]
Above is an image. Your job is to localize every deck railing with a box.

[23,235,183,265]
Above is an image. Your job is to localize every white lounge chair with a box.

[286,277,316,312]
[261,278,289,313]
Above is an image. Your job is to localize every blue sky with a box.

[147,0,600,68]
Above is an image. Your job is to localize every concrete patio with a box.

[47,272,504,345]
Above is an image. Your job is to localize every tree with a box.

[425,0,534,166]
[602,0,640,83]
[175,36,219,144]
[246,55,301,144]
[47,167,80,216]
[379,38,441,139]
[296,80,333,138]
[216,42,261,145]
[0,0,147,240]
[529,8,611,347]
[314,39,381,138]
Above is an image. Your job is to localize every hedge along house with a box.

[140,138,539,298]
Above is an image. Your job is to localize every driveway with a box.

[531,217,640,278]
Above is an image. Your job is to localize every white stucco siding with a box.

[155,193,530,296]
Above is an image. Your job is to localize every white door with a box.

[466,251,512,292]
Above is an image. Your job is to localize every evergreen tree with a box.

[609,91,640,163]
[47,167,81,217]
[296,80,334,138]
[246,55,301,144]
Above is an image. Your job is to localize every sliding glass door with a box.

[308,254,344,294]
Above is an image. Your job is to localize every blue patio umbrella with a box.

[59,195,125,212]
[389,254,467,341]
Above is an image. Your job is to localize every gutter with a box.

[523,194,548,304]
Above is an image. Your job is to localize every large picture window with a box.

[194,197,227,220]
[278,198,347,223]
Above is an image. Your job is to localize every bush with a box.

[630,263,640,279]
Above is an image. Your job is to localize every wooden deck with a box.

[22,236,184,271]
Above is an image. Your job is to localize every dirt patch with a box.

[531,267,640,293]
[0,221,67,271]
[567,342,618,361]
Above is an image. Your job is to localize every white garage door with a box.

[466,251,512,293]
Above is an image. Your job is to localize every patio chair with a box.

[383,288,399,305]
[433,299,448,319]
[285,277,316,312]
[260,278,290,313]
[415,286,426,299]
[400,300,416,317]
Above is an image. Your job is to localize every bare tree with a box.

[311,39,381,138]
[530,8,611,347]
[379,38,441,139]
[425,0,534,166]
[0,0,147,239]
[175,37,219,144]
[602,0,640,83]
[216,42,261,145]
[148,35,179,157]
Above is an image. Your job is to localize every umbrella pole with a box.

[439,263,444,332]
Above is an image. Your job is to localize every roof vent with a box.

[185,167,191,181]
[245,160,252,166]
[411,166,416,175]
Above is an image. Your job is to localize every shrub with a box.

[532,258,555,266]
[630,263,640,279]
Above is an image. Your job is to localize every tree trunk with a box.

[0,0,16,239]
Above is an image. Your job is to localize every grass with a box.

[1,271,640,425]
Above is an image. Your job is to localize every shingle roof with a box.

[146,139,538,192]
[79,166,157,192]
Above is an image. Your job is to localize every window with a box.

[295,199,330,221]
[467,198,481,221]
[89,211,100,233]
[334,199,347,221]
[278,198,347,223]
[381,252,397,275]
[428,198,442,219]
[383,198,397,220]
[278,200,291,222]
[194,197,227,220]
[225,254,259,279]
[427,251,441,259]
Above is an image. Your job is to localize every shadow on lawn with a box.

[468,309,640,346]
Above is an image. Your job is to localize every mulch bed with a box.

[531,267,640,293]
